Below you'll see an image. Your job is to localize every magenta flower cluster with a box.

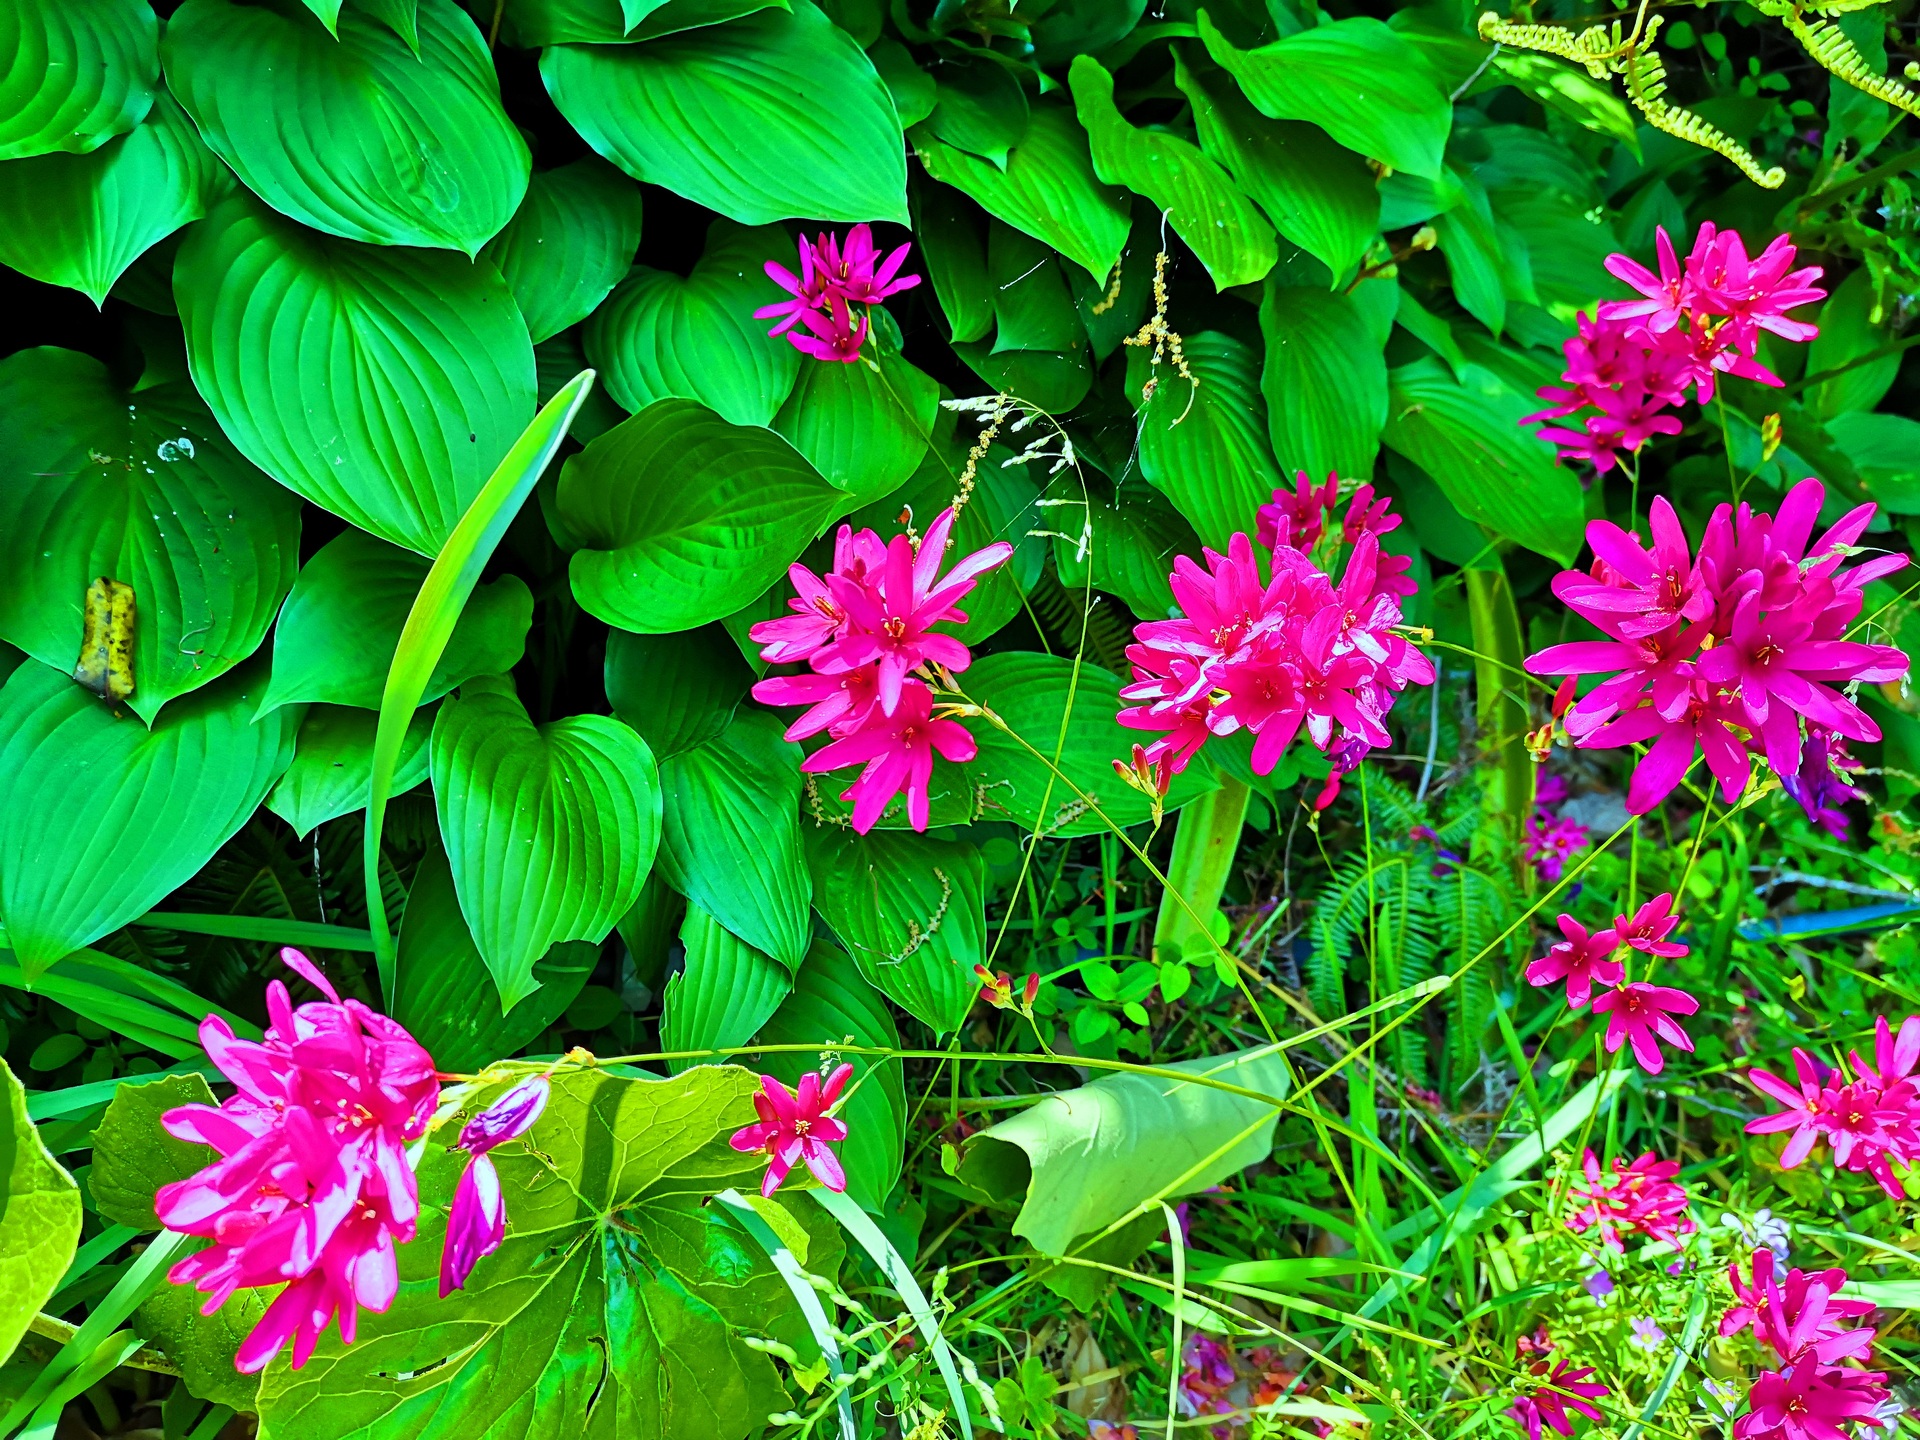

[1723,1251,1889,1440]
[1117,474,1433,808]
[1507,1356,1610,1440]
[756,223,920,363]
[750,506,1012,833]
[1524,773,1591,883]
[1524,480,1909,815]
[1526,223,1825,474]
[1526,894,1699,1076]
[1563,1148,1696,1251]
[1747,1013,1920,1199]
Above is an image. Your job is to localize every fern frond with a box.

[1476,13,1619,78]
[1787,14,1920,117]
[1621,48,1787,188]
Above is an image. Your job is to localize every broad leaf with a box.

[0,1057,80,1363]
[430,676,660,1010]
[494,0,784,47]
[164,0,528,252]
[260,530,532,714]
[559,400,842,633]
[1130,330,1281,551]
[1829,412,1920,513]
[1259,282,1388,484]
[0,347,301,724]
[924,54,1029,166]
[660,903,792,1067]
[266,703,436,839]
[988,222,1084,353]
[134,1282,266,1411]
[772,325,936,506]
[583,221,799,426]
[1069,56,1275,290]
[0,0,157,160]
[1806,267,1900,419]
[0,92,226,304]
[806,826,985,1036]
[0,658,296,977]
[915,102,1131,284]
[1060,480,1199,621]
[604,625,753,761]
[481,157,645,344]
[1197,11,1450,180]
[175,194,537,557]
[912,177,991,343]
[393,842,596,1071]
[88,1072,216,1230]
[658,711,812,971]
[542,1,907,226]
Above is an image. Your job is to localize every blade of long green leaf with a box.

[14,1330,147,1440]
[363,370,596,998]
[0,955,200,1056]
[58,950,257,1036]
[25,1063,217,1124]
[132,912,377,952]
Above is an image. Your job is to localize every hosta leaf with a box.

[0,92,225,304]
[259,530,532,714]
[755,940,904,1212]
[88,1072,216,1230]
[658,711,812,971]
[0,347,301,724]
[492,0,783,47]
[1059,480,1199,621]
[1129,330,1281,551]
[806,826,984,1036]
[255,1066,796,1440]
[583,220,799,426]
[559,400,841,633]
[393,842,596,1070]
[604,625,753,761]
[0,0,157,161]
[924,54,1029,166]
[175,194,537,557]
[0,1057,80,1363]
[963,651,1215,837]
[430,676,660,1011]
[0,658,296,978]
[1260,282,1388,483]
[1069,56,1275,290]
[953,340,1093,414]
[988,222,1083,354]
[164,0,528,252]
[1382,358,1584,566]
[659,903,792,1068]
[266,703,436,839]
[542,1,906,226]
[912,177,991,343]
[1197,11,1450,180]
[772,326,936,507]
[481,157,644,344]
[915,102,1130,284]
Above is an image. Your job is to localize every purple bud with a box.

[459,1076,550,1156]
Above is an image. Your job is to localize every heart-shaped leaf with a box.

[0,0,157,160]
[582,220,799,426]
[175,194,537,557]
[1260,282,1387,484]
[558,399,841,633]
[0,1057,81,1362]
[496,0,782,47]
[163,0,528,252]
[87,1071,216,1230]
[542,1,906,225]
[259,529,532,714]
[0,658,297,977]
[604,625,753,761]
[430,676,661,1010]
[0,347,302,724]
[265,703,436,840]
[481,157,644,344]
[924,54,1029,166]
[659,903,792,1069]
[771,326,936,507]
[1129,330,1282,551]
[0,91,227,304]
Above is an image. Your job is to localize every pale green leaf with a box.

[0,1057,80,1364]
[87,1072,215,1231]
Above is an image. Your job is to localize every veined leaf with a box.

[988,222,1084,354]
[542,1,906,226]
[87,1072,216,1231]
[0,0,157,161]
[481,157,644,344]
[1058,479,1199,621]
[659,903,792,1068]
[604,625,753,761]
[1130,330,1281,552]
[924,54,1029,166]
[266,703,436,840]
[1260,282,1388,483]
[772,324,936,507]
[0,347,301,724]
[493,0,784,47]
[0,1057,81,1364]
[164,0,528,253]
[912,176,992,343]
[175,193,537,558]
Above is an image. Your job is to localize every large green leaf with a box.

[541,2,906,226]
[912,176,991,344]
[582,221,799,426]
[175,194,537,557]
[657,711,812,971]
[755,941,904,1213]
[1069,56,1274,290]
[0,0,156,160]
[1197,11,1450,180]
[266,703,436,839]
[481,157,644,344]
[0,348,301,724]
[88,1072,216,1230]
[1130,330,1281,551]
[430,676,660,1011]
[1059,480,1198,621]
[255,1065,798,1440]
[805,826,984,1036]
[915,101,1130,284]
[0,658,296,977]
[659,903,792,1067]
[988,222,1084,354]
[604,625,753,761]
[1382,358,1584,566]
[0,92,225,304]
[558,399,842,633]
[393,842,596,1070]
[1175,49,1378,283]
[924,54,1028,165]
[163,0,528,252]
[958,1044,1290,1255]
[772,325,936,507]
[1260,282,1388,483]
[0,1057,80,1363]
[1806,267,1901,419]
[495,0,784,46]
[259,530,532,714]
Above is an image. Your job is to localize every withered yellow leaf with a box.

[72,577,136,703]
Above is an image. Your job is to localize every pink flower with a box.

[1723,1251,1877,1360]
[802,679,977,832]
[1565,1149,1695,1250]
[786,294,870,364]
[1525,811,1590,883]
[155,948,440,1372]
[1589,982,1698,1075]
[1525,916,1623,1010]
[1734,1360,1889,1440]
[729,1065,853,1197]
[756,225,919,360]
[1747,1049,1843,1169]
[1508,1359,1609,1439]
[1255,470,1341,551]
[1613,893,1687,959]
[439,1076,549,1297]
[1748,1012,1920,1198]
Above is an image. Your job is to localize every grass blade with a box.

[132,912,376,952]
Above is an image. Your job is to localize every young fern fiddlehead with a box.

[1782,11,1920,119]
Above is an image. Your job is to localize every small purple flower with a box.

[1780,724,1866,838]
[1584,1267,1614,1301]
[439,1076,550,1297]
[1630,1316,1666,1350]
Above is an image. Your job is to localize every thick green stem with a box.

[1151,777,1251,974]
[1465,568,1534,865]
